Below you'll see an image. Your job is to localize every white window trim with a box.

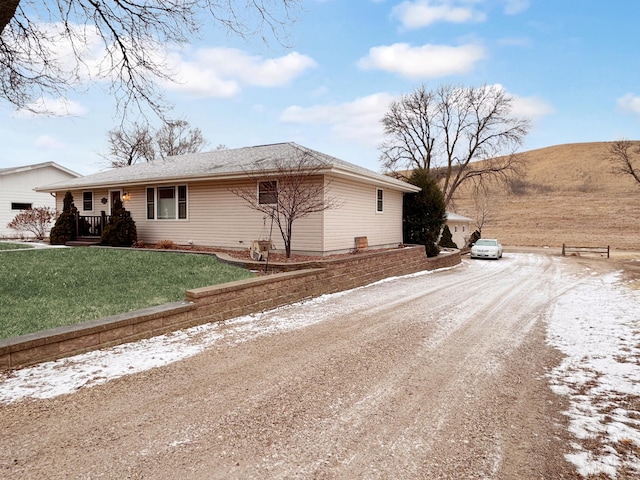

[146,185,188,220]
[258,180,278,206]
[82,191,94,212]
[376,188,384,213]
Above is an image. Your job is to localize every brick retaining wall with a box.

[0,246,460,370]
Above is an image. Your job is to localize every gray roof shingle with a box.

[36,142,419,192]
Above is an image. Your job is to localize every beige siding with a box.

[322,176,404,253]
[55,175,405,254]
[60,180,324,253]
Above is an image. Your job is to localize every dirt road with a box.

[0,253,584,479]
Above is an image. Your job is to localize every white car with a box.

[470,239,503,259]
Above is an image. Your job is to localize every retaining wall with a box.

[0,246,460,370]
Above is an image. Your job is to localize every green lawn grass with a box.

[0,242,34,251]
[0,247,255,339]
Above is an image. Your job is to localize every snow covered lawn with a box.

[547,267,640,478]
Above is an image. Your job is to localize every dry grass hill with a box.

[449,141,640,251]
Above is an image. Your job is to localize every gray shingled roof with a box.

[36,142,419,192]
[1,161,81,178]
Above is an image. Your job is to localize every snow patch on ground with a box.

[547,269,640,478]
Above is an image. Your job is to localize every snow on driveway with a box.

[1,253,639,478]
[547,265,640,478]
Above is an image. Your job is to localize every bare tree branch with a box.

[104,121,155,167]
[608,139,640,186]
[0,1,301,118]
[230,148,341,258]
[155,119,207,160]
[104,118,208,167]
[380,84,530,207]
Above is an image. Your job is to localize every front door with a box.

[109,190,121,214]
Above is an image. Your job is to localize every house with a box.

[446,211,474,249]
[0,162,81,238]
[36,143,421,255]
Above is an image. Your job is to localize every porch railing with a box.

[76,212,111,237]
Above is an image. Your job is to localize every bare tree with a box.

[105,122,155,168]
[608,139,640,187]
[0,1,300,117]
[380,84,530,207]
[470,183,494,236]
[105,119,207,167]
[155,119,207,160]
[230,150,340,258]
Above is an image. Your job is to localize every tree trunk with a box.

[285,221,293,258]
[0,0,20,35]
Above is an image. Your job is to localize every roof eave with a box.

[35,162,421,193]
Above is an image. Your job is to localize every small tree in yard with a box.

[230,149,340,258]
[403,169,447,257]
[101,199,137,247]
[7,207,57,240]
[50,191,77,245]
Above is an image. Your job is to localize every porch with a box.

[68,212,112,246]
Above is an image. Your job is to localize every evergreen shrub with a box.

[100,199,137,247]
[49,191,77,245]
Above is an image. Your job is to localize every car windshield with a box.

[476,239,497,246]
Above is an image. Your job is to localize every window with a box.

[258,181,278,205]
[158,187,176,219]
[147,186,187,220]
[178,186,187,219]
[146,188,155,219]
[82,192,93,211]
[11,202,32,210]
[376,188,384,213]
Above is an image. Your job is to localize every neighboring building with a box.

[0,162,81,238]
[36,143,420,255]
[446,212,474,249]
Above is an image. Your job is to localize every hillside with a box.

[450,141,640,251]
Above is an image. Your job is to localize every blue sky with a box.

[2,0,640,175]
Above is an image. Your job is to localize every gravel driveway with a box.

[0,253,606,478]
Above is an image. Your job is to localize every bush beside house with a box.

[100,199,137,247]
[49,191,77,245]
[403,169,447,257]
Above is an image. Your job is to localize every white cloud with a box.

[35,135,66,150]
[14,97,88,117]
[163,47,317,98]
[281,86,553,150]
[617,94,640,115]
[497,36,532,47]
[392,0,486,29]
[281,93,395,146]
[510,93,554,120]
[358,43,485,78]
[485,83,553,120]
[503,0,530,15]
